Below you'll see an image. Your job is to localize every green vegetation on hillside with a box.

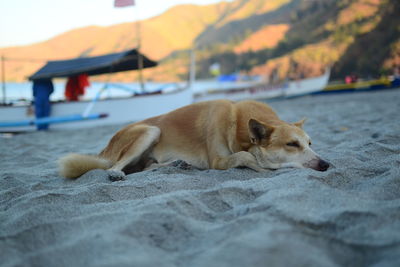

[192,0,399,81]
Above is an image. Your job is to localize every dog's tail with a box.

[58,153,112,179]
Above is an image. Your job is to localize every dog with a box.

[59,100,329,180]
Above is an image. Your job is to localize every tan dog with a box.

[59,100,329,180]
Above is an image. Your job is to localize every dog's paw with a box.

[107,170,126,182]
[170,160,192,170]
[235,151,265,172]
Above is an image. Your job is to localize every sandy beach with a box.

[1,89,400,267]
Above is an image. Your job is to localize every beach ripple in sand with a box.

[1,90,400,267]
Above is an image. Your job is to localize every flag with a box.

[114,0,135,8]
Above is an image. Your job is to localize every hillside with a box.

[1,0,399,82]
[247,0,400,80]
[0,2,228,82]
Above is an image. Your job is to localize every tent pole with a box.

[1,55,6,104]
[137,20,145,93]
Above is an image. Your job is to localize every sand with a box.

[1,89,400,267]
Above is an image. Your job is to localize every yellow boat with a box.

[318,77,394,94]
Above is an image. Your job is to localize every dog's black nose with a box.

[318,160,330,171]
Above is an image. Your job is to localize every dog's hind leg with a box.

[107,125,160,181]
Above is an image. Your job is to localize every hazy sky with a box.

[0,0,224,48]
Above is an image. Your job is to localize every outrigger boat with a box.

[313,76,399,95]
[0,49,193,132]
[194,69,330,102]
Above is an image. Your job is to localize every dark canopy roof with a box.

[29,49,157,81]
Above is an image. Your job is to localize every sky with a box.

[0,0,224,48]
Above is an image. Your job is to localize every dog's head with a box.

[247,118,329,171]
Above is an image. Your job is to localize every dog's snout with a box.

[303,158,330,171]
[318,159,330,171]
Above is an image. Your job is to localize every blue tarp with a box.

[217,74,240,82]
[29,49,157,81]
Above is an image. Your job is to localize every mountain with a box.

[246,0,400,80]
[0,2,229,81]
[1,0,399,82]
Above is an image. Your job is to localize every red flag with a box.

[114,0,135,8]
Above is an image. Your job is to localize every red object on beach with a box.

[65,74,90,101]
[114,0,135,7]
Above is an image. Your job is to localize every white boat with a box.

[194,69,330,102]
[0,87,193,132]
[0,49,193,132]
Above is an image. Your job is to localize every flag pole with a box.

[188,45,196,89]
[114,0,144,92]
[1,55,6,104]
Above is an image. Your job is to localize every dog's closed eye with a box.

[286,141,300,148]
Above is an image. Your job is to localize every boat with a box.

[0,87,192,132]
[0,49,193,132]
[313,76,399,95]
[193,69,330,102]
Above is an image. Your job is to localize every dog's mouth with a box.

[304,158,330,172]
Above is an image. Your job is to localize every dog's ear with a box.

[293,118,307,128]
[248,119,274,144]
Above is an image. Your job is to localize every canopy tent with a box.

[29,49,157,80]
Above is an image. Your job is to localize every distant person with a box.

[392,66,400,87]
[32,79,54,130]
[345,74,358,84]
[209,62,221,77]
[65,74,90,101]
[393,66,400,79]
[345,75,352,84]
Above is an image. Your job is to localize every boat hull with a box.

[0,88,192,132]
[313,77,395,95]
[194,70,330,102]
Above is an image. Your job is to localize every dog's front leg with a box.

[211,151,265,172]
